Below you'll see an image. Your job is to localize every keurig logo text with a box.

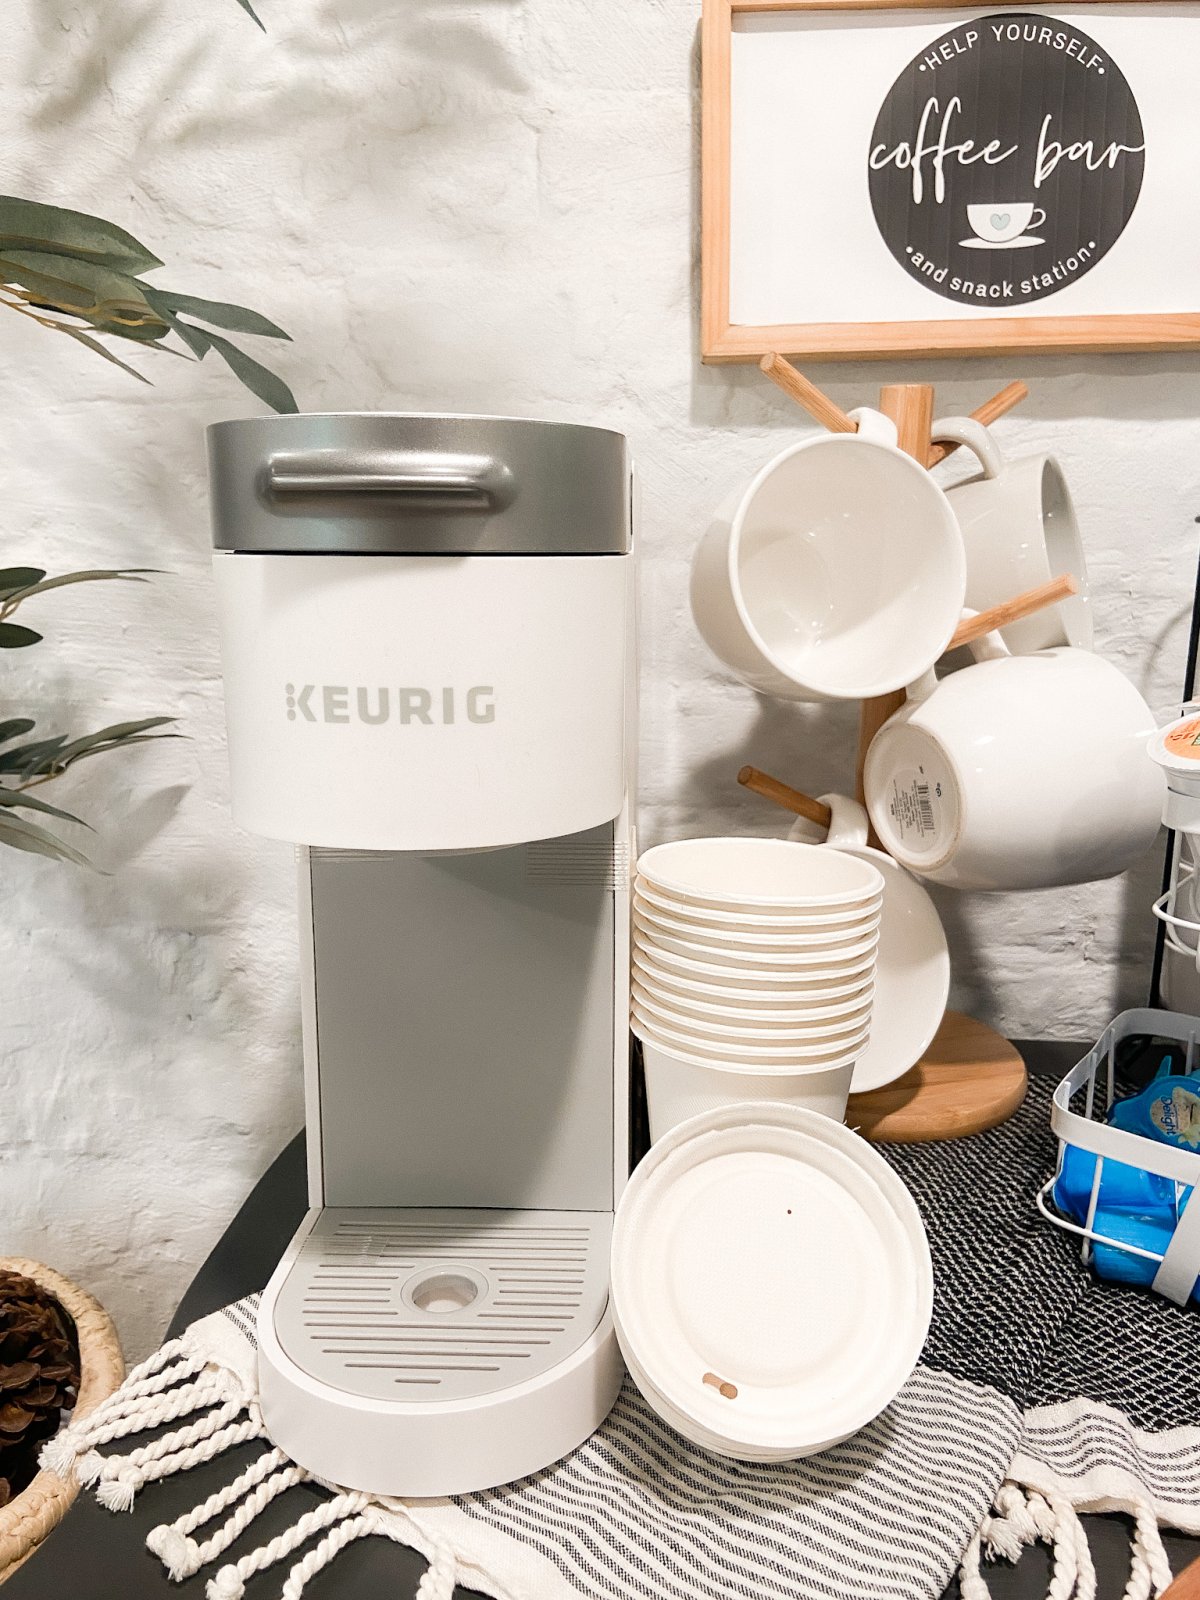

[868,11,1144,307]
[284,685,496,725]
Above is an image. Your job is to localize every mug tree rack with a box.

[738,356,1079,1144]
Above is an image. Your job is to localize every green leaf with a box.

[3,568,155,604]
[0,197,163,274]
[0,720,176,781]
[56,325,154,384]
[235,0,267,28]
[0,251,168,339]
[193,329,297,414]
[0,568,46,597]
[51,715,177,766]
[143,288,289,341]
[0,623,42,648]
[0,719,35,745]
[0,787,88,827]
[0,808,93,868]
[0,735,67,775]
[137,296,212,361]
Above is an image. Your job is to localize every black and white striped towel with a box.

[42,1293,1018,1600]
[43,1072,1200,1600]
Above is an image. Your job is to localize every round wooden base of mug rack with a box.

[847,1012,1027,1144]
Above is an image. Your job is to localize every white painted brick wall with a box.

[1,0,1196,1355]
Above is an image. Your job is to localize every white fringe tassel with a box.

[40,1331,463,1600]
[960,1479,1174,1600]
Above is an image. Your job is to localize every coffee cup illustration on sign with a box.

[962,202,1047,249]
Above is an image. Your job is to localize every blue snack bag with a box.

[1052,1067,1199,1303]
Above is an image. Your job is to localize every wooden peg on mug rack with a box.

[759,353,858,435]
[926,380,1029,469]
[856,382,936,831]
[835,378,1031,1149]
[949,573,1079,650]
[737,766,832,831]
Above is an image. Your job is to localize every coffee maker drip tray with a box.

[271,1207,613,1404]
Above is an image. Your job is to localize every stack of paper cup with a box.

[632,838,885,1140]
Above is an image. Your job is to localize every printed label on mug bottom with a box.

[886,762,955,857]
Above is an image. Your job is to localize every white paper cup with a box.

[632,1005,870,1064]
[634,953,875,1010]
[633,899,881,951]
[632,963,875,1022]
[637,837,885,910]
[633,982,871,1041]
[635,877,884,930]
[634,920,880,971]
[636,1033,857,1141]
[634,943,878,991]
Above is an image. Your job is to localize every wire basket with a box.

[1036,1008,1200,1307]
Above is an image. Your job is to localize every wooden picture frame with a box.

[701,0,1200,362]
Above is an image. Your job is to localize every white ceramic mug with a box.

[934,414,1090,654]
[690,408,966,702]
[863,628,1164,891]
[788,793,950,1092]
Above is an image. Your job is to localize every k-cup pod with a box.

[610,1102,933,1458]
[864,628,1163,891]
[690,408,966,702]
[933,414,1090,654]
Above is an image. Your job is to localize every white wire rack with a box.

[1036,1008,1200,1307]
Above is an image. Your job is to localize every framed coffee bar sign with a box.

[701,0,1200,360]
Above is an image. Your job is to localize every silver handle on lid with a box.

[264,449,516,510]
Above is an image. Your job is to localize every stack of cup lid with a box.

[610,1102,933,1460]
[632,837,885,1141]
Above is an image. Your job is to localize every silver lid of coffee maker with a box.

[207,412,629,556]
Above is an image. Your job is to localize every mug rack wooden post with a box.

[756,359,1032,1144]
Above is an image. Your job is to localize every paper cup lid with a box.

[611,1102,931,1459]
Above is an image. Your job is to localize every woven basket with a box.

[0,1257,125,1583]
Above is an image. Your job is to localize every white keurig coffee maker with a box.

[207,414,635,1495]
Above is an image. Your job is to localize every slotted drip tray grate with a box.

[273,1207,612,1403]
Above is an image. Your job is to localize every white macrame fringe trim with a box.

[958,1478,1175,1600]
[39,1338,460,1600]
[42,1330,1186,1600]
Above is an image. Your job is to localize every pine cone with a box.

[0,1270,81,1505]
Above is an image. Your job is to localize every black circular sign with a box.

[868,12,1144,307]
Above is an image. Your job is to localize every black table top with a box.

[8,1040,1199,1599]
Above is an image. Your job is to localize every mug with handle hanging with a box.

[863,622,1164,891]
[690,407,966,702]
[932,414,1091,655]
